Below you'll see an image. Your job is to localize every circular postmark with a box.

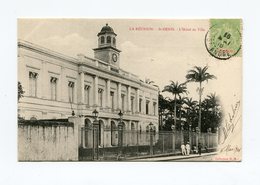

[205,23,242,60]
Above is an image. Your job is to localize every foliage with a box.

[159,93,222,133]
[186,66,216,84]
[159,66,221,133]
[162,81,188,127]
[18,81,25,101]
[185,66,216,132]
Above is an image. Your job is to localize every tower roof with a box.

[97,23,117,36]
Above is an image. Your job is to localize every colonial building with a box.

[18,24,159,147]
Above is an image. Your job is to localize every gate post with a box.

[189,124,192,146]
[149,123,154,156]
[68,116,85,161]
[92,119,99,160]
[196,127,199,149]
[171,125,175,154]
[117,110,124,159]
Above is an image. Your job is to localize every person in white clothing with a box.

[181,143,186,155]
[186,142,191,156]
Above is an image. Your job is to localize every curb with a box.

[130,152,218,162]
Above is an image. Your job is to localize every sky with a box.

[18,19,242,112]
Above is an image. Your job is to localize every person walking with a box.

[198,142,202,155]
[186,142,191,156]
[181,143,186,155]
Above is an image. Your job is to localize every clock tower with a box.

[93,24,121,68]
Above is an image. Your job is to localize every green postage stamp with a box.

[205,19,242,60]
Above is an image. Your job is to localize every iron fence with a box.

[79,127,218,161]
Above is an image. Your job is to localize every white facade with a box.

[18,25,159,145]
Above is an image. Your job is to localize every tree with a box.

[201,93,222,132]
[176,96,187,129]
[158,93,169,129]
[184,97,198,129]
[18,81,25,102]
[162,81,188,127]
[186,66,216,134]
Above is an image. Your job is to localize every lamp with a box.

[92,109,99,120]
[118,110,123,119]
[149,122,154,131]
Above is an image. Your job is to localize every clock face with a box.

[112,53,117,62]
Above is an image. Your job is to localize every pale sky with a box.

[18,19,242,112]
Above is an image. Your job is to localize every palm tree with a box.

[162,81,188,127]
[176,96,188,128]
[184,98,198,128]
[158,93,169,129]
[186,66,216,134]
[206,93,220,113]
[201,93,222,132]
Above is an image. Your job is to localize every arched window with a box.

[101,36,105,44]
[107,36,111,43]
[113,37,116,45]
[30,116,37,121]
[131,122,135,130]
[111,121,117,146]
[98,120,104,146]
[84,119,92,148]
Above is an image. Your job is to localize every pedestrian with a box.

[186,142,191,156]
[198,142,202,155]
[181,143,186,155]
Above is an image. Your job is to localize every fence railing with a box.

[79,127,218,161]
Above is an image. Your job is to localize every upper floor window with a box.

[50,77,58,100]
[84,85,90,105]
[101,36,105,44]
[139,98,142,112]
[29,71,38,97]
[131,97,134,113]
[113,37,116,46]
[146,100,150,115]
[110,91,115,109]
[121,94,125,111]
[107,36,111,43]
[98,88,103,107]
[68,81,75,103]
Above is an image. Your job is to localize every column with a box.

[93,75,98,106]
[142,96,146,114]
[127,86,131,112]
[149,94,153,115]
[117,82,121,110]
[80,72,85,104]
[41,61,48,99]
[106,79,111,108]
[155,96,159,116]
[136,89,140,113]
[60,66,67,102]
[107,118,112,147]
[18,57,29,97]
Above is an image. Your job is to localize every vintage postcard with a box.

[17,19,242,161]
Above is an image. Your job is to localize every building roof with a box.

[97,23,117,36]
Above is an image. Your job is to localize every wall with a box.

[18,120,78,161]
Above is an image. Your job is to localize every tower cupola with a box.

[93,24,121,68]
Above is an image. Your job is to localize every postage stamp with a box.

[205,19,242,60]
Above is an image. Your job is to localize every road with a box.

[174,154,215,161]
